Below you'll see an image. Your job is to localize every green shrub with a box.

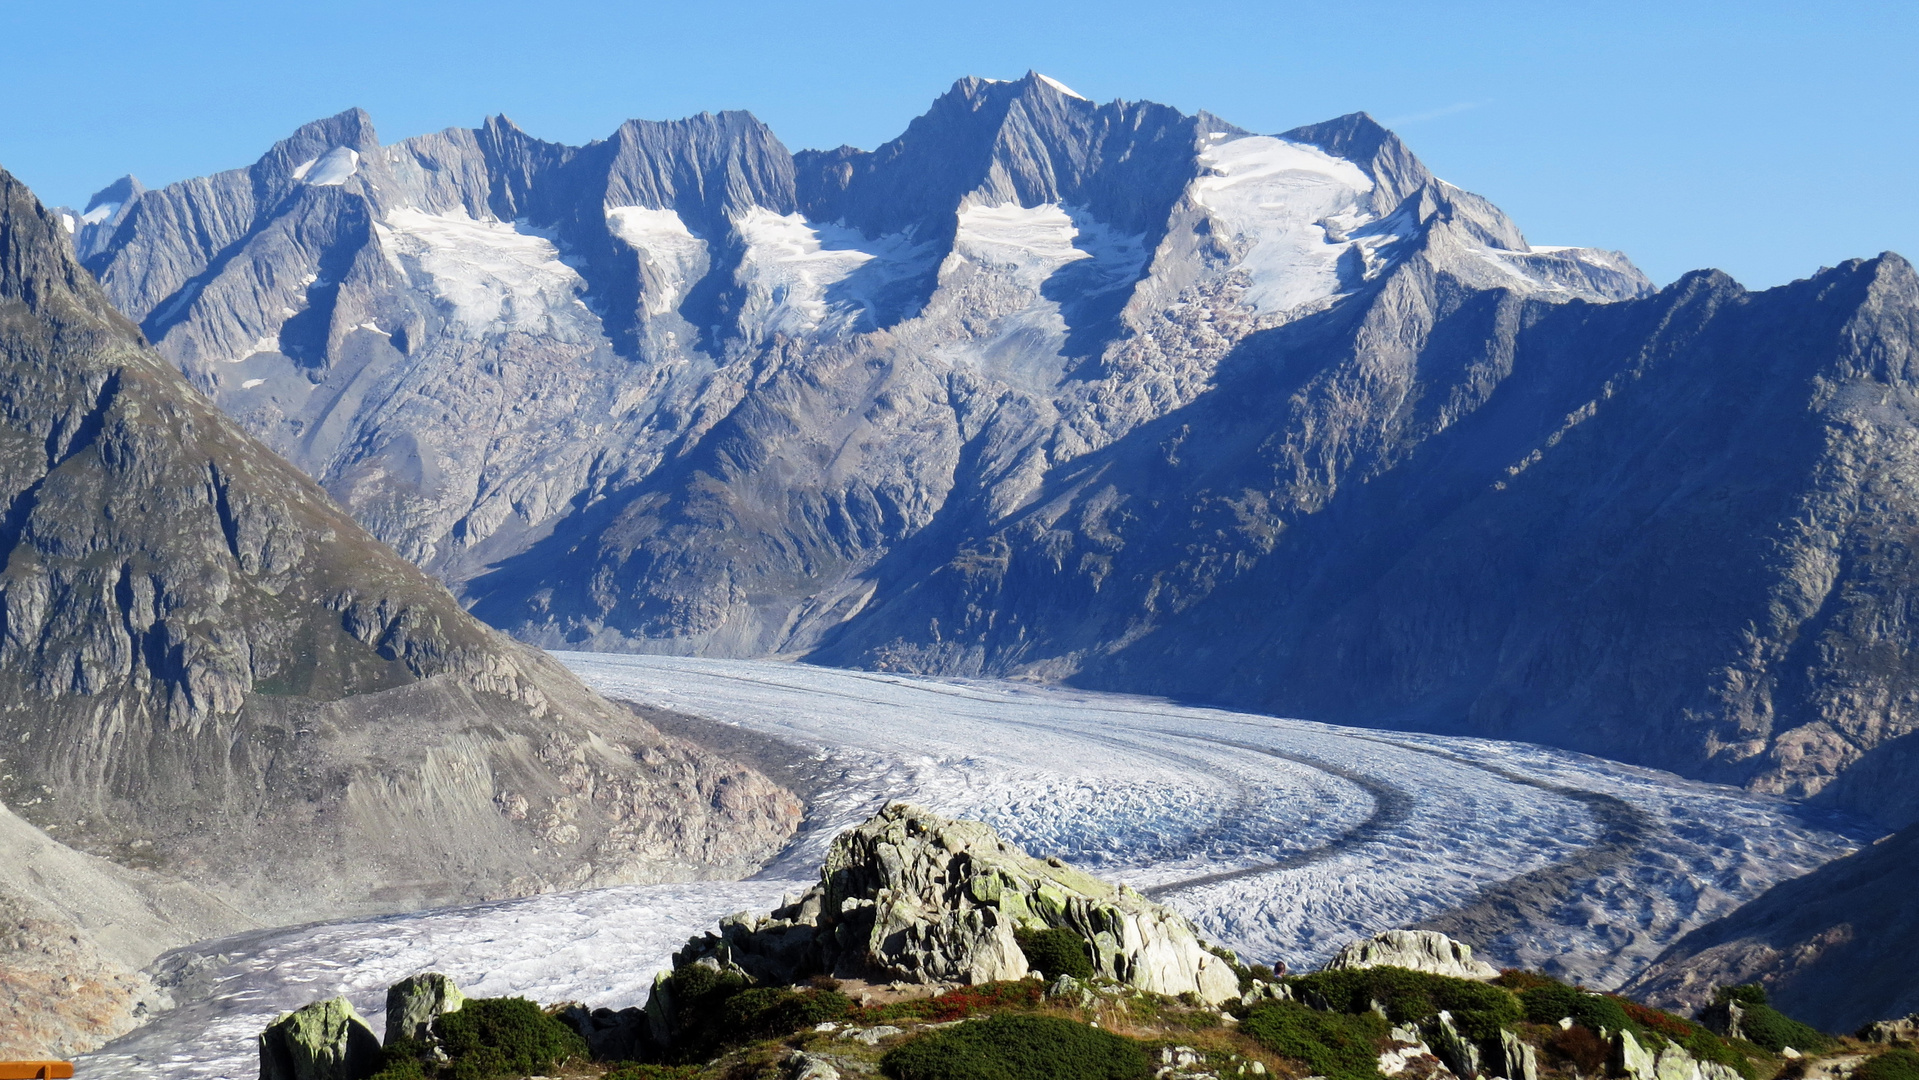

[659,962,751,1062]
[1016,927,1095,981]
[1492,970,1562,993]
[1241,1000,1389,1080]
[881,1014,1150,1079]
[1518,985,1634,1038]
[603,1066,703,1080]
[1291,965,1521,1040]
[434,997,588,1080]
[1716,984,1770,1007]
[719,986,853,1039]
[1735,1002,1830,1055]
[1856,1049,1919,1080]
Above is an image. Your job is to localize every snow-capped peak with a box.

[1033,72,1088,100]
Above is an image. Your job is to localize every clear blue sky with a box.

[2,0,1913,288]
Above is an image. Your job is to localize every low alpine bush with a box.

[434,997,589,1080]
[1241,999,1390,1080]
[1856,1049,1919,1080]
[1015,926,1095,981]
[880,1013,1151,1080]
[719,986,853,1039]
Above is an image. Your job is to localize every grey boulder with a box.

[258,997,381,1080]
[1323,930,1499,981]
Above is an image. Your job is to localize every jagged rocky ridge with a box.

[0,166,800,1056]
[77,73,1919,820]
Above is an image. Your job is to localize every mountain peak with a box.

[83,174,142,214]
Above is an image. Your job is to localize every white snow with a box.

[605,205,709,315]
[951,202,1147,293]
[77,655,1865,1080]
[1190,135,1380,313]
[239,378,266,390]
[79,201,119,226]
[374,208,587,338]
[293,147,360,187]
[1035,74,1088,100]
[733,208,933,338]
[59,213,75,233]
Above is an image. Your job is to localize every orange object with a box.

[0,1064,75,1079]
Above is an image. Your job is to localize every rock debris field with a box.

[78,655,1871,1079]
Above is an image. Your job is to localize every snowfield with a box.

[78,655,1868,1079]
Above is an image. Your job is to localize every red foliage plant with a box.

[855,981,1045,1025]
[1621,1000,1698,1040]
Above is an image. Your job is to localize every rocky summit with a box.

[0,164,800,1058]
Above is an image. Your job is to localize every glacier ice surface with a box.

[76,655,1867,1080]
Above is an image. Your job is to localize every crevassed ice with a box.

[606,206,709,315]
[294,146,360,187]
[376,207,587,338]
[733,208,928,338]
[952,202,1147,292]
[1191,135,1377,314]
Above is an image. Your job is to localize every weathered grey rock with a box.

[559,1003,649,1062]
[1698,999,1749,1042]
[669,804,1239,1009]
[1496,1028,1539,1080]
[384,973,463,1044]
[1239,980,1291,1008]
[784,1050,843,1080]
[844,1024,904,1046]
[1427,1010,1481,1078]
[1863,1013,1919,1043]
[1047,973,1098,1007]
[258,997,381,1080]
[1612,1029,1745,1080]
[1323,931,1499,981]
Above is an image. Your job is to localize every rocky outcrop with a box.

[1612,1030,1744,1080]
[1625,824,1919,1033]
[258,997,381,1080]
[668,803,1240,1006]
[1862,1014,1919,1044]
[0,164,800,1058]
[1323,930,1499,981]
[384,973,463,1045]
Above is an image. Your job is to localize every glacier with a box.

[76,654,1867,1080]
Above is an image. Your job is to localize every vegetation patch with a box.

[858,980,1046,1025]
[1240,999,1389,1080]
[881,1013,1151,1080]
[1292,965,1520,1041]
[1856,1049,1919,1080]
[1016,926,1095,981]
[398,997,590,1080]
[1713,986,1832,1055]
[603,1066,704,1080]
[719,986,853,1040]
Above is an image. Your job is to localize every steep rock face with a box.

[1323,930,1498,981]
[819,254,1919,813]
[0,166,800,1051]
[1624,824,1919,1034]
[78,75,1637,662]
[670,803,1241,1005]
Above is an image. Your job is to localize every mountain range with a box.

[67,72,1919,829]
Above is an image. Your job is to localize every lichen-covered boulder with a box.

[384,973,464,1045]
[1863,1013,1919,1043]
[258,997,381,1080]
[671,803,1240,1005]
[1323,930,1499,981]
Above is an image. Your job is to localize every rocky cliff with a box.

[0,165,800,1055]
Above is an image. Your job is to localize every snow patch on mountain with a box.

[606,206,709,315]
[293,146,360,187]
[952,202,1148,292]
[733,209,933,338]
[1036,73,1088,100]
[1192,136,1378,314]
[375,208,587,338]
